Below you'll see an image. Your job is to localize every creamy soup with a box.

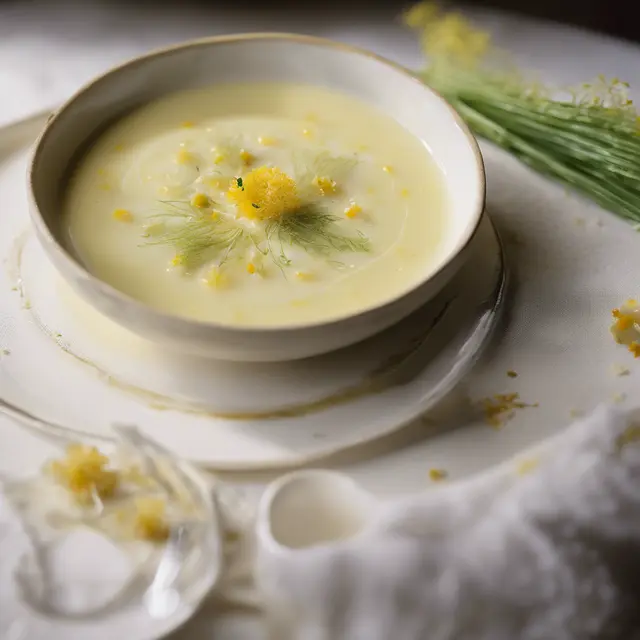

[63,83,449,327]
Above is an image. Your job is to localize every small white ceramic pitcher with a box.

[255,470,379,638]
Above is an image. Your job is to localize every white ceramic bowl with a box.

[28,33,485,362]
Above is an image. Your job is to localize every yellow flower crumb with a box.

[176,149,194,165]
[133,497,170,542]
[213,152,226,165]
[428,468,447,481]
[294,271,314,281]
[629,341,640,358]
[181,120,195,128]
[382,165,393,174]
[227,167,300,220]
[480,392,534,429]
[240,149,255,166]
[257,136,277,146]
[191,193,210,209]
[617,424,640,450]
[204,266,226,288]
[627,298,639,306]
[302,128,313,138]
[400,188,410,198]
[313,175,337,195]
[247,262,256,274]
[48,444,119,505]
[344,203,362,219]
[112,208,133,223]
[515,457,538,476]
[171,255,185,267]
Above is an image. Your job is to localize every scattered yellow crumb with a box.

[181,120,194,128]
[176,149,194,165]
[399,188,410,198]
[612,392,627,404]
[611,363,630,377]
[616,424,640,450]
[382,165,393,174]
[294,271,313,281]
[344,203,362,218]
[515,457,539,476]
[133,497,170,542]
[191,193,210,209]
[171,255,185,267]
[227,167,300,219]
[112,208,133,223]
[302,128,313,138]
[48,444,119,505]
[247,262,256,274]
[210,211,219,221]
[627,298,639,306]
[240,149,255,166]
[257,136,277,146]
[313,175,337,195]
[629,342,640,358]
[213,152,226,165]
[506,370,518,378]
[204,266,225,288]
[428,468,447,481]
[480,392,535,428]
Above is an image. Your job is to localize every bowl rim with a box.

[28,31,486,335]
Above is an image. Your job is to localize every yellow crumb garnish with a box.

[626,298,638,306]
[313,175,337,195]
[481,392,534,428]
[382,165,393,174]
[515,457,539,476]
[612,363,630,376]
[506,370,518,378]
[171,254,185,267]
[227,167,300,220]
[294,270,314,281]
[191,193,210,209]
[204,265,225,288]
[302,128,314,138]
[112,208,133,223]
[247,262,256,274]
[181,120,195,128]
[615,315,634,331]
[400,188,410,198]
[240,149,255,166]
[257,136,277,146]
[176,149,194,164]
[629,341,640,358]
[213,152,226,165]
[428,468,447,481]
[344,203,362,219]
[210,211,219,221]
[133,497,170,542]
[48,444,118,505]
[616,424,640,450]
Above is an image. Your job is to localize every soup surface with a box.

[63,82,449,327]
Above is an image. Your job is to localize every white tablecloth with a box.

[2,2,640,638]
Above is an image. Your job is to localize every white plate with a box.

[0,116,505,471]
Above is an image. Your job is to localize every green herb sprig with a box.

[405,2,640,223]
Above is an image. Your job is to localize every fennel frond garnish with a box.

[145,200,245,269]
[265,205,370,268]
[404,2,640,223]
[142,164,370,274]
